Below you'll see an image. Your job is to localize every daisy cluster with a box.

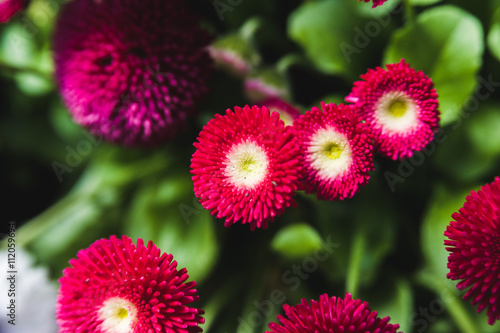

[4,0,496,331]
[191,59,440,231]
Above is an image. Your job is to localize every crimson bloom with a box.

[444,177,500,325]
[57,235,204,333]
[292,102,373,200]
[0,0,27,22]
[266,293,401,333]
[191,105,302,230]
[53,0,212,146]
[358,0,388,8]
[346,59,439,160]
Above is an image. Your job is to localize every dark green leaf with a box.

[384,5,484,125]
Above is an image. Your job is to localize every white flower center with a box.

[308,127,352,181]
[375,91,418,133]
[225,141,269,189]
[98,297,137,333]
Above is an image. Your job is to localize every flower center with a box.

[225,141,269,189]
[308,127,352,181]
[375,91,418,133]
[324,142,343,159]
[98,297,137,333]
[388,99,407,117]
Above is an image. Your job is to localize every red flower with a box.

[346,59,439,160]
[53,0,212,146]
[258,97,301,127]
[191,105,302,230]
[358,0,388,8]
[0,0,27,22]
[445,177,500,325]
[292,102,374,200]
[57,235,204,333]
[266,293,401,333]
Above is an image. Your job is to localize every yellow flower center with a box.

[226,141,269,189]
[388,99,407,118]
[324,142,343,159]
[98,297,137,333]
[116,307,129,319]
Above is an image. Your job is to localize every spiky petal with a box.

[346,59,439,160]
[266,293,401,333]
[0,0,27,22]
[292,102,374,200]
[191,105,302,230]
[53,0,212,146]
[57,235,204,333]
[445,177,500,325]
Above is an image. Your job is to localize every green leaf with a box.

[345,179,397,295]
[421,183,474,287]
[465,104,500,156]
[420,183,482,333]
[384,5,484,125]
[408,0,442,5]
[367,278,413,333]
[487,7,500,62]
[271,223,324,259]
[288,1,369,78]
[432,126,497,183]
[124,170,219,283]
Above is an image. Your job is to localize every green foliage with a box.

[3,0,500,332]
[271,223,324,259]
[384,5,484,125]
[488,7,500,62]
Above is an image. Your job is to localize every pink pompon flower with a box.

[191,105,302,231]
[0,0,27,22]
[53,0,212,146]
[266,293,401,333]
[292,102,374,200]
[444,177,500,325]
[358,0,388,8]
[346,59,439,160]
[57,235,204,333]
[258,97,301,126]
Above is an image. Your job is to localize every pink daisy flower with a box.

[57,235,204,333]
[292,102,374,200]
[0,0,27,22]
[53,0,212,146]
[266,293,401,333]
[191,105,302,231]
[346,59,439,160]
[258,97,301,127]
[357,0,388,8]
[444,177,500,325]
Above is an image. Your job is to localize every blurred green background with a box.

[1,0,500,332]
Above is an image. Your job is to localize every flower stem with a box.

[402,0,415,23]
[346,229,366,297]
